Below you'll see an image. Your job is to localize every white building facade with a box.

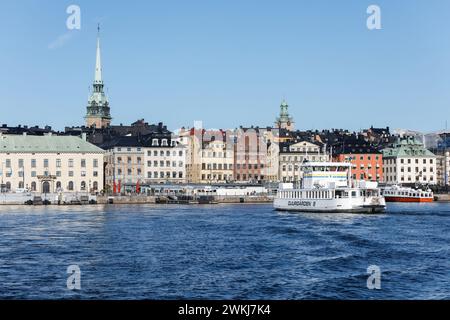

[382,137,437,185]
[0,133,104,193]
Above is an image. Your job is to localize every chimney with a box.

[81,133,87,141]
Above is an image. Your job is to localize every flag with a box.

[136,180,140,194]
[113,181,116,194]
[118,180,121,194]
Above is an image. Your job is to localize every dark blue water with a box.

[0,203,449,299]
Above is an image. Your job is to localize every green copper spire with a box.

[275,99,295,130]
[85,25,112,128]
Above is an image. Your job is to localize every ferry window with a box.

[352,191,357,197]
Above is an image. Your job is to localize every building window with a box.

[93,159,98,168]
[31,171,36,177]
[152,139,159,146]
[93,171,98,177]
[93,181,98,191]
[81,181,86,191]
[81,171,86,177]
[56,171,61,177]
[5,159,11,168]
[31,182,37,191]
[56,159,61,168]
[18,159,24,168]
[81,159,86,168]
[147,172,152,178]
[161,139,168,146]
[68,181,74,191]
[68,159,74,167]
[69,171,74,177]
[43,159,49,168]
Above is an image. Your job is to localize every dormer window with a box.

[171,140,176,146]
[161,139,168,146]
[152,139,159,146]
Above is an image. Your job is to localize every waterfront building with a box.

[233,127,268,183]
[181,128,234,184]
[274,100,295,131]
[436,151,450,186]
[279,140,329,182]
[102,136,145,192]
[85,27,112,129]
[0,133,104,193]
[143,135,186,184]
[266,140,280,182]
[102,130,187,192]
[332,137,383,182]
[382,136,437,185]
[179,127,202,184]
[200,130,234,183]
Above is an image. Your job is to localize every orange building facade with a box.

[334,153,383,182]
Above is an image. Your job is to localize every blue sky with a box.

[0,0,449,132]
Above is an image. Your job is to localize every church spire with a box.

[85,24,112,129]
[94,24,103,85]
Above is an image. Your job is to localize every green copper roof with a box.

[0,135,104,153]
[382,137,435,158]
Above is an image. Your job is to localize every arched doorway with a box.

[68,181,74,191]
[93,181,98,191]
[42,181,50,193]
[31,182,36,191]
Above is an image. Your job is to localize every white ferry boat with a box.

[274,162,386,213]
[381,185,434,203]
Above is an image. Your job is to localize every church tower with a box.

[275,99,295,131]
[85,25,112,128]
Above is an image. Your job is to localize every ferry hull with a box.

[273,198,386,214]
[384,196,433,203]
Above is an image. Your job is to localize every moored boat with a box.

[381,185,433,203]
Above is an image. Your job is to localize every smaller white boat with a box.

[381,185,434,203]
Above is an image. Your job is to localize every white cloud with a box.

[48,32,74,50]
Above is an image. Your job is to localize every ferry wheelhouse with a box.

[274,162,386,213]
[381,185,434,203]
